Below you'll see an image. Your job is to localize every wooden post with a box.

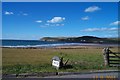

[60,57,63,68]
[103,47,110,66]
[107,48,110,66]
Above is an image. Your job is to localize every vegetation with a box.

[2,47,118,74]
[40,36,119,44]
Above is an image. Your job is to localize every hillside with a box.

[40,36,119,44]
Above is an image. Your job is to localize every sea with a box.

[0,40,118,48]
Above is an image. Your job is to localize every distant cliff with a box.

[40,36,118,44]
[40,37,67,41]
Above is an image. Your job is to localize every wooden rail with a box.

[103,48,120,67]
[109,53,120,67]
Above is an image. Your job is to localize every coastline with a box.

[1,43,119,49]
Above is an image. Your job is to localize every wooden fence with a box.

[108,52,120,67]
[103,48,120,67]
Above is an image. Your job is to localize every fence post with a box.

[103,48,110,66]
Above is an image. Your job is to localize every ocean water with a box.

[1,40,118,48]
[1,40,84,48]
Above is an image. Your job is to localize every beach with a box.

[2,2,119,79]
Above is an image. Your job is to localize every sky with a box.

[2,2,119,40]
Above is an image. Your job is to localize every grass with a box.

[2,47,118,74]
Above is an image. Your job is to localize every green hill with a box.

[40,36,119,44]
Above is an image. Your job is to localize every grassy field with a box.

[2,47,118,74]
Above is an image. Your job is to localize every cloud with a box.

[45,23,50,26]
[55,24,64,26]
[81,16,89,20]
[36,20,42,23]
[103,34,118,38]
[4,11,29,16]
[20,12,28,16]
[48,24,64,26]
[40,23,64,27]
[47,17,65,23]
[5,11,14,15]
[36,17,65,27]
[110,21,120,26]
[81,27,118,32]
[23,13,28,16]
[46,23,64,27]
[85,6,101,12]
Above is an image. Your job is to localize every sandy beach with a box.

[2,43,119,50]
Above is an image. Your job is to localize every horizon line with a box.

[1,36,119,40]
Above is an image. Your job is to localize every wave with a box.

[1,43,100,48]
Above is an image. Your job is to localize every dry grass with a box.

[2,47,118,73]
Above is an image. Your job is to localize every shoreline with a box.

[1,43,119,49]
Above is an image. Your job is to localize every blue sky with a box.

[2,2,119,40]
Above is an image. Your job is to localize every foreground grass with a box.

[2,47,118,74]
